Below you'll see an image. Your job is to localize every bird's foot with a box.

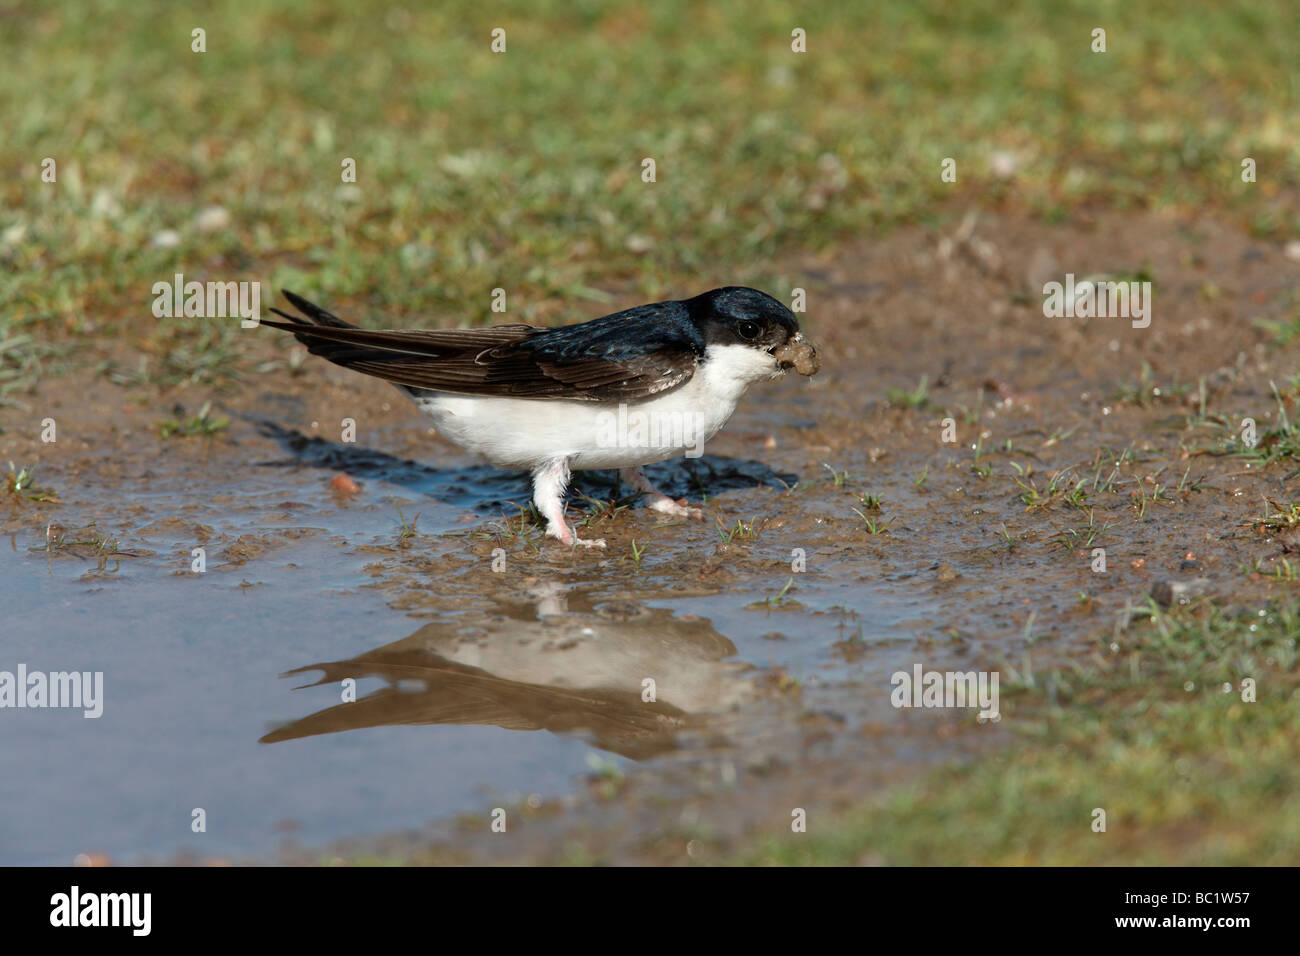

[534,457,606,548]
[546,521,606,549]
[619,466,705,521]
[647,496,705,520]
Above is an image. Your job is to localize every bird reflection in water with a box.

[261,583,751,760]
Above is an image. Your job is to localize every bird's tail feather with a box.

[269,289,357,330]
[258,290,538,395]
[262,290,414,376]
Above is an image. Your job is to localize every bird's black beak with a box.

[773,332,820,376]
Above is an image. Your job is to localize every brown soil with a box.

[4,206,1298,864]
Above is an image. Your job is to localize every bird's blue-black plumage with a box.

[518,301,705,364]
[259,285,798,402]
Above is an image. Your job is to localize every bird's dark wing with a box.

[261,291,703,402]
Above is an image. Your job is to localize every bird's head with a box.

[687,286,820,378]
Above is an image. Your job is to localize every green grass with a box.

[1234,382,1300,467]
[760,576,798,608]
[30,523,143,572]
[2,0,1298,400]
[851,509,893,534]
[156,401,230,437]
[886,375,932,410]
[393,504,421,545]
[5,461,59,502]
[742,599,1300,864]
[1250,499,1300,533]
[1253,309,1300,346]
[716,515,767,542]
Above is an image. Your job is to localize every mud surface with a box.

[3,208,1298,864]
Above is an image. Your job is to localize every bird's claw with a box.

[649,497,705,520]
[547,523,606,548]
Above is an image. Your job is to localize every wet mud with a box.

[3,208,1298,863]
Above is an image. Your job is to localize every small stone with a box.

[193,205,231,232]
[330,474,361,494]
[989,150,1020,179]
[1150,578,1210,607]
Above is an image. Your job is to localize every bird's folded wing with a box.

[263,292,701,402]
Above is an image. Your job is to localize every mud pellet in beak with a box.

[774,334,820,376]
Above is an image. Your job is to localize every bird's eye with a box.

[737,320,761,341]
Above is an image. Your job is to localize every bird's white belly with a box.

[410,344,777,470]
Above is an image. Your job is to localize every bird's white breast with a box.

[410,343,780,470]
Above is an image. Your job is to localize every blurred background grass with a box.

[1,0,1297,399]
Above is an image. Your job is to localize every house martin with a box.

[261,287,819,547]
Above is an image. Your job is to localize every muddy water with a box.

[0,412,922,865]
[5,210,1297,864]
[0,481,576,863]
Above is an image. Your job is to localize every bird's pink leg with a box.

[619,467,704,520]
[533,457,605,548]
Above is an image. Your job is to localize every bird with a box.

[259,286,819,547]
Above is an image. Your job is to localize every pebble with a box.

[1150,578,1211,607]
[193,205,231,232]
[330,474,361,494]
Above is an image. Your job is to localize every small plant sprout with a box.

[31,523,140,571]
[764,576,797,607]
[1042,424,1080,449]
[1243,556,1298,581]
[1132,477,1170,519]
[887,374,930,410]
[821,462,852,487]
[716,516,766,542]
[157,401,230,438]
[852,509,893,534]
[5,462,58,502]
[395,505,421,543]
[1235,381,1300,468]
[1250,499,1300,534]
[1055,511,1111,551]
[957,389,985,425]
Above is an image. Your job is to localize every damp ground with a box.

[4,208,1300,864]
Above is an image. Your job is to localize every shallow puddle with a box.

[7,210,1292,864]
[0,427,917,865]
